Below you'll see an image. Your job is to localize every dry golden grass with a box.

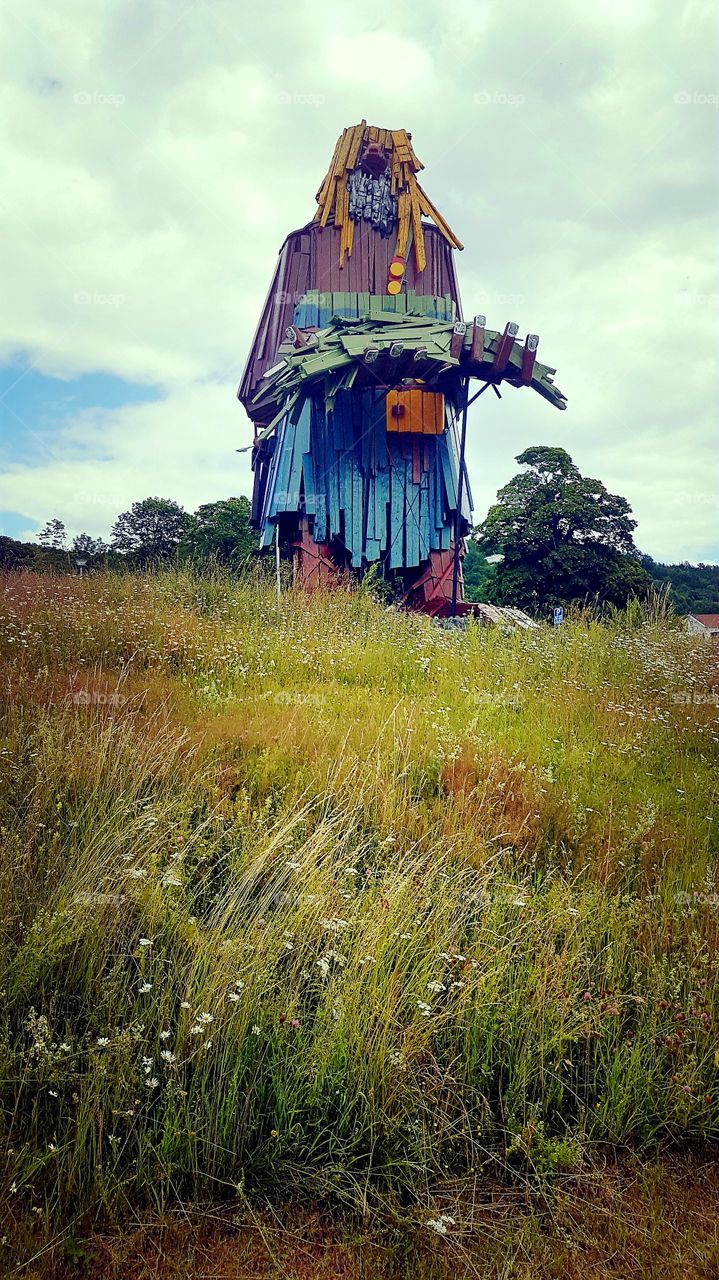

[0,568,717,1275]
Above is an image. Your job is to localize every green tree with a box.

[462,538,498,602]
[72,533,109,558]
[182,497,256,566]
[38,518,67,550]
[476,446,651,613]
[642,556,719,615]
[111,498,191,565]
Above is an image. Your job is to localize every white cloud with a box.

[0,381,254,541]
[0,0,716,560]
[326,34,435,89]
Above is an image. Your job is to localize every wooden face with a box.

[360,142,389,177]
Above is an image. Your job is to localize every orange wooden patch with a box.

[386,389,444,434]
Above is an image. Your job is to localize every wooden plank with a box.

[493,321,519,375]
[419,469,430,560]
[415,182,464,249]
[389,458,404,569]
[410,187,426,272]
[470,314,486,363]
[520,334,539,385]
[405,457,420,567]
[352,466,363,564]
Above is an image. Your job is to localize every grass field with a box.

[1,569,717,1276]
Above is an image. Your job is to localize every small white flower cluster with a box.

[190,1011,214,1035]
[316,949,347,978]
[320,916,349,934]
[426,1214,456,1235]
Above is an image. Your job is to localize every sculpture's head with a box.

[314,121,463,273]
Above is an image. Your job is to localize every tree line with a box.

[464,446,717,615]
[0,496,256,573]
[2,448,715,614]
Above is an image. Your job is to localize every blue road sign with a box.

[553,607,564,626]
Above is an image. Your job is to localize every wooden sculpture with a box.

[238,121,566,614]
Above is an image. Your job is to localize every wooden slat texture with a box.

[311,122,464,275]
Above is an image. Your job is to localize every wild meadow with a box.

[0,568,717,1275]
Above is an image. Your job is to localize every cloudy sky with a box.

[1,0,717,562]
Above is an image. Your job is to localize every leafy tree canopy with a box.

[38,518,67,550]
[475,446,651,612]
[111,498,192,565]
[182,497,256,565]
[72,532,109,559]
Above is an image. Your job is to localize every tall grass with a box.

[0,568,717,1230]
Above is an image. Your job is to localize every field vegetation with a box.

[0,569,717,1275]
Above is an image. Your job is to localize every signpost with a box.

[553,607,563,626]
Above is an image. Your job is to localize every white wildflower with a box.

[96,1037,110,1047]
[427,981,446,994]
[251,1025,260,1035]
[417,1001,432,1017]
[139,982,152,994]
[320,917,349,934]
[426,1214,455,1234]
[160,1050,175,1063]
[138,938,152,948]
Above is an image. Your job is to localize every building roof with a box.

[689,614,719,628]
